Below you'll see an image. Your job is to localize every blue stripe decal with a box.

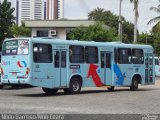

[113,64,126,85]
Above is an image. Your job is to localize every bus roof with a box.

[4,37,153,49]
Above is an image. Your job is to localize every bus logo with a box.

[17,61,27,68]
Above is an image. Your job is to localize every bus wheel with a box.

[0,85,3,89]
[66,78,82,94]
[107,86,115,91]
[130,77,139,91]
[42,88,58,94]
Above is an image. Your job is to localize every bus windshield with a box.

[2,40,29,55]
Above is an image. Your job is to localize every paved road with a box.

[0,78,160,115]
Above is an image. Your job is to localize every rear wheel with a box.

[130,77,139,91]
[42,88,58,94]
[64,77,82,94]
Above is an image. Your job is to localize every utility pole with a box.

[118,0,122,42]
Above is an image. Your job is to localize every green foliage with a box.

[10,22,31,37]
[148,0,160,25]
[151,22,160,56]
[0,0,15,45]
[68,22,116,42]
[138,33,153,45]
[152,22,160,35]
[88,8,134,43]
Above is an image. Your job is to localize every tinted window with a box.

[101,53,110,68]
[132,49,144,64]
[54,51,59,68]
[85,46,98,63]
[69,45,84,63]
[61,51,66,68]
[155,58,159,65]
[37,30,48,37]
[117,48,132,64]
[33,44,52,63]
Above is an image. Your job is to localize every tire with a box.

[107,86,115,91]
[130,77,139,91]
[64,77,82,94]
[42,88,58,94]
[0,85,3,89]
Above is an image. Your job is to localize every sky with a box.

[0,0,159,33]
[64,0,159,33]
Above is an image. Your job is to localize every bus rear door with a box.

[100,52,112,85]
[145,54,154,84]
[54,50,67,88]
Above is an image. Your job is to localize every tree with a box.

[10,22,31,37]
[68,22,116,42]
[0,0,15,45]
[88,8,134,43]
[88,8,119,32]
[148,0,160,25]
[130,0,139,43]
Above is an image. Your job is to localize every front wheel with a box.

[42,88,58,94]
[130,77,139,91]
[64,78,82,94]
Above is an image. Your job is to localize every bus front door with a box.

[145,54,154,84]
[54,50,67,88]
[100,52,112,85]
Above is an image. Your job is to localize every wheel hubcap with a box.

[134,81,138,88]
[73,81,79,91]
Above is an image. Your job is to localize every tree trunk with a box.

[133,12,137,43]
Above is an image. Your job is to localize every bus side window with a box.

[33,44,52,63]
[85,46,98,64]
[69,45,84,63]
[117,48,131,64]
[132,49,144,64]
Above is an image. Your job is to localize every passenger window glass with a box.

[33,44,52,63]
[85,46,98,63]
[117,48,131,64]
[132,49,144,64]
[69,45,84,63]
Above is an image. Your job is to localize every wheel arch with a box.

[69,74,83,86]
[132,74,142,84]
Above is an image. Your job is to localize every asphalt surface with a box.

[0,78,160,119]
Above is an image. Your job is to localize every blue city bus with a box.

[1,38,155,94]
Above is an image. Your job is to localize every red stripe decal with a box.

[17,61,22,68]
[87,64,104,87]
